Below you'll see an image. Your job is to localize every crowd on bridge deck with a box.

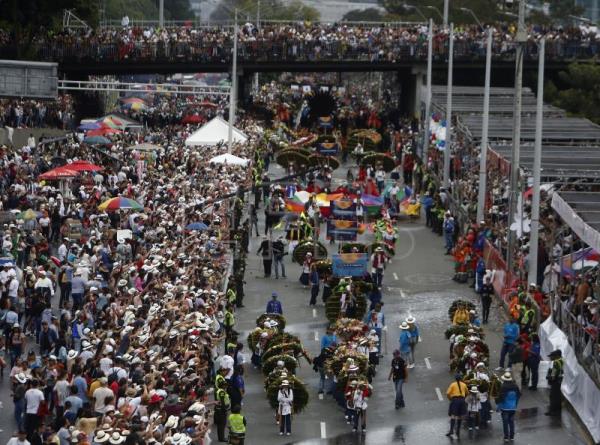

[0,96,75,130]
[3,21,600,63]
[0,94,264,445]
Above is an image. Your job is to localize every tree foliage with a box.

[546,63,600,124]
[105,0,193,21]
[342,8,384,22]
[209,0,319,22]
[378,0,506,24]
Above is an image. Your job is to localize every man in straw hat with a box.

[495,371,521,442]
[277,380,294,436]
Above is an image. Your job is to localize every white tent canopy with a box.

[208,153,249,166]
[185,117,248,146]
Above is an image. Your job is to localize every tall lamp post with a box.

[443,23,454,189]
[422,18,433,162]
[443,0,449,27]
[228,9,238,153]
[528,37,545,284]
[506,0,527,271]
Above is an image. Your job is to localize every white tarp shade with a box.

[185,117,248,146]
[539,318,600,442]
[208,153,249,166]
[551,193,600,253]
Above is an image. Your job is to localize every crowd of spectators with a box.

[0,99,259,444]
[0,96,75,130]
[1,22,599,64]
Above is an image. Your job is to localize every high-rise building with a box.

[576,0,600,22]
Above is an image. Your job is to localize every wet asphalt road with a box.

[220,161,592,445]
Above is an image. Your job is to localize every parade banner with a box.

[361,194,384,216]
[318,116,334,129]
[332,253,368,277]
[317,142,339,155]
[331,199,357,219]
[327,219,358,241]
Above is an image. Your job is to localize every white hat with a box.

[15,372,28,384]
[399,322,409,330]
[165,415,179,429]
[470,386,479,393]
[108,433,125,445]
[500,372,513,382]
[280,380,290,386]
[67,350,78,360]
[406,316,416,324]
[94,431,110,443]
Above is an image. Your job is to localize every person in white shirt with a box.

[34,271,54,298]
[57,239,68,262]
[24,379,45,435]
[8,275,19,304]
[92,377,114,415]
[99,352,113,376]
[277,381,294,436]
[6,430,31,445]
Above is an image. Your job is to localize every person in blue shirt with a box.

[443,212,456,254]
[420,192,434,227]
[495,372,521,442]
[526,334,541,390]
[475,257,486,292]
[266,292,283,314]
[406,316,419,368]
[499,316,520,368]
[399,322,412,364]
[320,326,337,350]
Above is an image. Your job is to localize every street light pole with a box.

[425,5,443,22]
[528,37,545,285]
[507,0,526,271]
[443,0,449,27]
[460,7,483,28]
[159,0,164,27]
[443,23,454,189]
[254,0,260,94]
[476,27,493,223]
[422,18,433,162]
[228,9,238,154]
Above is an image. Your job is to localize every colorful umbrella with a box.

[86,127,123,137]
[68,160,103,172]
[99,116,126,130]
[84,136,111,145]
[120,97,145,104]
[181,114,204,124]
[78,121,102,131]
[39,166,79,180]
[186,222,209,231]
[98,197,143,212]
[122,102,147,111]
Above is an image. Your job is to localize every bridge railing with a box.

[29,39,600,65]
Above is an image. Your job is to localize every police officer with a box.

[215,380,231,441]
[228,404,247,445]
[545,349,564,416]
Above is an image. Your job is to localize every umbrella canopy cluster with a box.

[39,160,103,181]
[98,197,144,212]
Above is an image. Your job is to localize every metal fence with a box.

[551,294,600,387]
[23,39,600,66]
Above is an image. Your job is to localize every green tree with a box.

[210,0,319,22]
[105,0,193,21]
[547,63,600,124]
[342,8,384,22]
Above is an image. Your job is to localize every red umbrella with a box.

[50,256,62,267]
[182,114,204,124]
[39,166,79,180]
[199,100,218,108]
[68,160,103,172]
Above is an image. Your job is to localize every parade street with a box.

[224,162,591,445]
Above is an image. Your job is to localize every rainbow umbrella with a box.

[98,197,143,212]
[122,102,147,111]
[98,116,126,130]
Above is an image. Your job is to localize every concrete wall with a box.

[0,127,69,148]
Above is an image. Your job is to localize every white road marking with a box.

[399,289,406,299]
[393,272,399,280]
[419,336,423,343]
[388,259,392,264]
[424,357,432,369]
[320,422,327,438]
[314,331,319,342]
[318,393,324,400]
[435,387,443,401]
[312,308,317,318]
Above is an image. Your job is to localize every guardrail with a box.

[551,294,600,388]
[10,39,599,66]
